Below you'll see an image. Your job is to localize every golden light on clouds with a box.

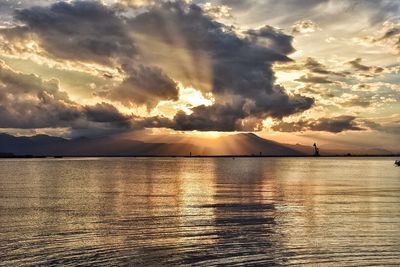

[0,0,398,152]
[156,85,214,117]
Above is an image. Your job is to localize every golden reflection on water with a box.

[0,157,400,266]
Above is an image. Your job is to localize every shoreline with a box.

[1,154,399,159]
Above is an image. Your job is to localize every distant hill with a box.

[0,132,305,156]
[0,133,199,156]
[203,133,304,156]
[1,132,394,157]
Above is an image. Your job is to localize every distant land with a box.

[0,133,397,157]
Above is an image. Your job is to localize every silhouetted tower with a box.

[313,143,320,157]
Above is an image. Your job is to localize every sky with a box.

[0,0,399,151]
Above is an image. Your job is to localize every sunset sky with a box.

[0,0,399,151]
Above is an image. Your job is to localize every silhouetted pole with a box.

[313,143,320,157]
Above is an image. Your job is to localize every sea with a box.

[1,157,399,266]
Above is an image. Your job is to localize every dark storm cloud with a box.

[101,65,179,110]
[6,1,185,109]
[84,102,131,125]
[2,1,315,132]
[172,104,243,132]
[13,1,136,65]
[12,1,136,64]
[272,115,364,133]
[245,25,295,55]
[172,89,314,132]
[0,61,135,134]
[129,1,313,131]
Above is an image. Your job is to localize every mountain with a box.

[2,132,392,157]
[0,132,305,156]
[204,133,304,156]
[0,133,199,156]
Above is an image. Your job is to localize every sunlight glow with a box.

[156,84,214,117]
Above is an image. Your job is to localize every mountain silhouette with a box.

[204,133,304,156]
[0,132,305,156]
[1,132,394,156]
[0,133,199,156]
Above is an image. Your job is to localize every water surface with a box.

[1,157,399,266]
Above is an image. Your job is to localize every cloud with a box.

[296,74,334,84]
[128,1,313,131]
[201,3,232,19]
[0,60,80,129]
[100,65,179,109]
[172,88,314,132]
[275,57,347,77]
[245,25,295,55]
[363,120,400,135]
[292,19,320,34]
[6,1,184,109]
[347,58,384,75]
[13,1,136,65]
[0,60,141,136]
[300,85,336,98]
[360,22,400,54]
[84,102,131,125]
[272,115,365,133]
[214,0,328,26]
[116,0,157,8]
[1,1,315,133]
[341,96,371,108]
[304,57,346,76]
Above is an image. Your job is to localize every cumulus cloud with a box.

[245,25,295,55]
[360,21,400,54]
[1,0,315,133]
[0,60,142,136]
[4,1,185,110]
[13,1,136,65]
[292,19,320,34]
[201,3,232,19]
[272,115,365,133]
[100,65,179,109]
[128,1,313,131]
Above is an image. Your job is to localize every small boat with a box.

[395,160,400,167]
